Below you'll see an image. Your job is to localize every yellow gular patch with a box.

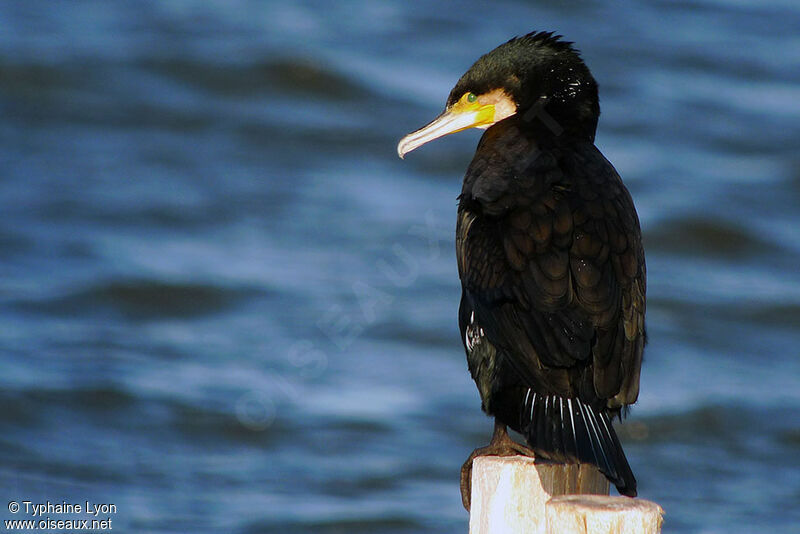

[451,89,517,129]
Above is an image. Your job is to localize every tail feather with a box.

[518,388,637,497]
[562,398,578,460]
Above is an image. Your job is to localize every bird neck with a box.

[512,96,598,144]
[479,109,594,161]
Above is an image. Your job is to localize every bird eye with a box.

[467,92,477,103]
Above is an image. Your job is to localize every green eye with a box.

[467,92,477,103]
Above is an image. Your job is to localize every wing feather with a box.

[457,142,645,406]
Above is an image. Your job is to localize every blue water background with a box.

[1,1,799,532]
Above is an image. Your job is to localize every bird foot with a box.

[460,422,536,511]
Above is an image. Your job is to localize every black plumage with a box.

[399,32,645,505]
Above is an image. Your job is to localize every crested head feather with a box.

[512,31,575,52]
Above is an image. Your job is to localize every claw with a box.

[460,420,537,511]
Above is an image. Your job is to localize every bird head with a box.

[397,31,599,158]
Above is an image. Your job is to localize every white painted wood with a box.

[546,495,664,534]
[468,456,609,534]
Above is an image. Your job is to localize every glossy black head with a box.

[448,32,600,141]
[397,31,601,158]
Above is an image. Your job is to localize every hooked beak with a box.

[397,93,506,158]
[397,109,491,159]
[397,91,513,159]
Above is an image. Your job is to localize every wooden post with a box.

[469,456,610,534]
[546,495,664,534]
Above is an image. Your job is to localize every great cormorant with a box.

[398,32,645,509]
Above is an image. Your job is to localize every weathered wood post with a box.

[468,456,610,534]
[546,495,663,534]
[468,456,664,533]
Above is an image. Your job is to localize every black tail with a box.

[514,388,637,497]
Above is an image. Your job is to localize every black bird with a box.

[398,32,645,508]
